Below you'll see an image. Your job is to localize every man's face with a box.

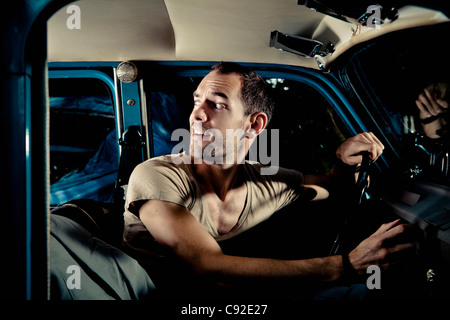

[189,70,250,163]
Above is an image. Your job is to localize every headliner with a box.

[47,0,448,70]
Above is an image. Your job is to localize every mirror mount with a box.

[269,30,335,58]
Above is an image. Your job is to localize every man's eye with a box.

[194,100,224,109]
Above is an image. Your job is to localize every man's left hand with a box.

[336,132,384,166]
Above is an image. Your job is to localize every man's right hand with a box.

[347,219,415,275]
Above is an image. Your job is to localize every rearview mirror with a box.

[270,30,324,57]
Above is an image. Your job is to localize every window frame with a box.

[48,68,120,203]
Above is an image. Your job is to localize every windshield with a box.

[337,22,449,186]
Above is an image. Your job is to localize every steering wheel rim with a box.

[355,151,373,205]
[329,151,373,256]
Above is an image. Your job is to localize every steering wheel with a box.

[329,151,373,255]
[355,151,373,205]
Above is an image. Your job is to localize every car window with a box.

[49,77,118,205]
[267,78,347,173]
[145,75,197,157]
[145,73,347,175]
[339,24,449,186]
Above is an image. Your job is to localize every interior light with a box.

[116,61,138,83]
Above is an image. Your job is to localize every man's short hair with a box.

[211,62,274,123]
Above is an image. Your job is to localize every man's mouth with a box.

[194,129,203,136]
[192,128,212,138]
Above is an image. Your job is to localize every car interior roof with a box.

[47,0,449,70]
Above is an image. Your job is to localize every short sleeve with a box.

[263,166,304,210]
[125,157,197,216]
[244,163,304,217]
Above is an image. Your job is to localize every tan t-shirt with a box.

[122,153,304,286]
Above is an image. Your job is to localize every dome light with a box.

[116,61,138,83]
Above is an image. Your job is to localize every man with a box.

[123,62,413,299]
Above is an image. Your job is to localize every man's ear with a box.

[247,112,268,138]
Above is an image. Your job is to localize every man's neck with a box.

[192,162,243,201]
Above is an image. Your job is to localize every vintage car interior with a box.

[2,0,450,302]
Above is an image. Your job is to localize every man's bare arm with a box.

[138,199,413,289]
[302,132,385,201]
[138,199,344,287]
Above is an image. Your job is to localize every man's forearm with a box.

[303,164,356,200]
[197,252,345,288]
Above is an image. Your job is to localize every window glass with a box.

[49,77,118,205]
[146,76,197,157]
[146,74,347,175]
[266,78,347,173]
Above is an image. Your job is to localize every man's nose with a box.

[191,102,208,122]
